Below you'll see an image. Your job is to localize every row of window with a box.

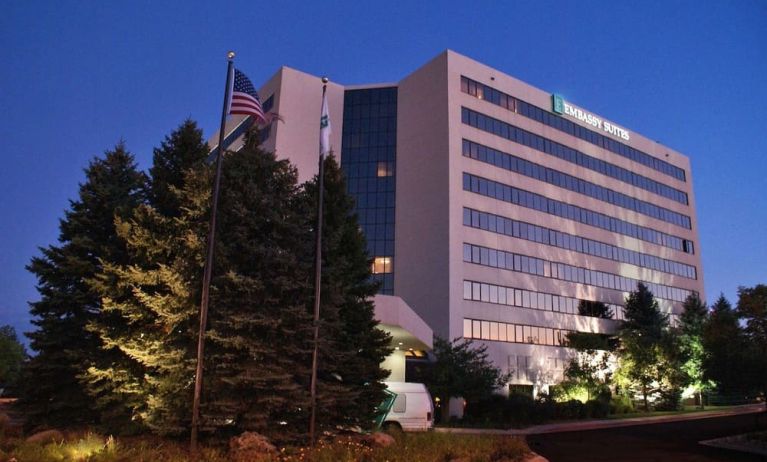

[464,318,574,347]
[463,279,624,320]
[463,242,693,303]
[463,139,691,229]
[343,116,397,134]
[347,176,396,194]
[355,191,394,210]
[460,107,688,205]
[463,172,692,253]
[345,86,397,105]
[343,146,396,163]
[463,207,697,279]
[461,76,687,182]
[342,132,396,149]
[343,161,395,179]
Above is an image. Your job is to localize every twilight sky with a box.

[1,1,765,345]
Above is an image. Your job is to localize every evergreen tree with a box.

[21,144,146,427]
[0,325,27,394]
[678,293,711,408]
[204,138,313,443]
[297,155,392,434]
[149,119,211,217]
[577,300,614,319]
[702,294,747,396]
[736,284,767,401]
[617,283,669,411]
[84,121,210,434]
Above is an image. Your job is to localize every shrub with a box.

[610,394,634,414]
[655,388,683,411]
[584,399,610,418]
[555,400,585,420]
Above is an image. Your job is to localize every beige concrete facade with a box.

[221,50,704,393]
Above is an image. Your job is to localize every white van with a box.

[382,381,434,431]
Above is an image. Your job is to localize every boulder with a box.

[26,429,64,444]
[228,431,277,462]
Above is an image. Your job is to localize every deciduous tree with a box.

[426,337,510,421]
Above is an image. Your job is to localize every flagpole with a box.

[309,76,329,446]
[191,50,235,453]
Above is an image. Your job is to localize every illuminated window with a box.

[371,257,392,274]
[377,161,394,177]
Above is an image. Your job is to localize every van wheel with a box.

[382,422,403,434]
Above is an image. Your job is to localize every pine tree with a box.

[83,121,211,434]
[679,293,710,408]
[0,325,27,394]
[702,294,747,396]
[149,119,211,217]
[21,144,146,427]
[297,155,392,434]
[203,137,313,443]
[617,283,669,411]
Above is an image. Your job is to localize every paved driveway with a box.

[527,412,767,462]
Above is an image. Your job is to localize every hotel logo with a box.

[552,94,565,114]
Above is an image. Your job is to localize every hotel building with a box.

[211,50,704,395]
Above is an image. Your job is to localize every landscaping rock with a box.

[229,431,277,462]
[26,429,64,444]
[363,431,396,448]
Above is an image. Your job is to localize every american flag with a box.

[228,68,266,123]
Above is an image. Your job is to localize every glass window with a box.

[463,281,472,300]
[392,393,407,413]
[481,321,491,340]
[371,257,391,274]
[463,319,472,338]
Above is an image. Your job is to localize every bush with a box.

[464,394,511,426]
[554,400,585,420]
[610,395,634,414]
[506,392,537,426]
[585,399,610,418]
[655,388,683,411]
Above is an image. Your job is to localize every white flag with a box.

[320,91,331,156]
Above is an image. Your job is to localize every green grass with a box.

[0,431,529,462]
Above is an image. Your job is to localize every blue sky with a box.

[1,1,765,345]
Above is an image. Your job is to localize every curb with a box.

[434,404,765,436]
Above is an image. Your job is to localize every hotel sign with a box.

[552,94,630,141]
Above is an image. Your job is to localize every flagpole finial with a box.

[227,51,236,60]
[321,76,329,84]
